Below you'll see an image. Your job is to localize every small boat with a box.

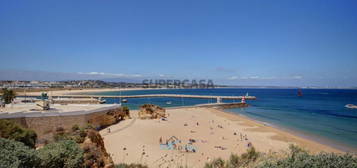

[121,99,128,103]
[98,98,106,104]
[345,104,357,109]
[166,101,172,105]
[298,89,303,97]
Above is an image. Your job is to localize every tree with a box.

[0,120,37,148]
[1,88,16,104]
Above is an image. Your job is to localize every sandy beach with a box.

[100,107,340,168]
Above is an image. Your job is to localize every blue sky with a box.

[0,0,356,87]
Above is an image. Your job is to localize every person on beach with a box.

[247,142,252,148]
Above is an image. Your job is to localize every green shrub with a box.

[37,140,84,168]
[204,147,260,168]
[73,135,85,144]
[204,158,225,168]
[54,126,88,143]
[227,154,240,168]
[258,145,357,168]
[0,138,40,168]
[0,120,37,148]
[53,132,71,142]
[85,123,95,129]
[79,128,87,138]
[241,147,260,163]
[122,106,130,116]
[122,106,129,112]
[72,124,80,132]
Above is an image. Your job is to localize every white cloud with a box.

[229,75,302,80]
[291,75,303,79]
[86,72,106,75]
[249,76,260,79]
[228,76,238,80]
[240,76,269,80]
[77,72,142,78]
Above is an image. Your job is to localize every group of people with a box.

[159,136,197,153]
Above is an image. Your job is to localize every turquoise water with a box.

[87,88,357,152]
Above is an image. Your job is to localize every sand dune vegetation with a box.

[204,145,357,168]
[110,145,357,168]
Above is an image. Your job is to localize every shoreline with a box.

[101,106,343,167]
[210,108,344,153]
[220,110,356,153]
[244,114,355,153]
[162,105,354,153]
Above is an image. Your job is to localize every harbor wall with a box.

[197,102,249,109]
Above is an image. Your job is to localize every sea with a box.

[86,88,357,152]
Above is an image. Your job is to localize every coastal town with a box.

[0,80,143,89]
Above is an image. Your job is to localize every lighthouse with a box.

[241,96,246,104]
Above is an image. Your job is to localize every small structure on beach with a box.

[138,104,166,119]
[35,100,50,110]
[36,92,50,110]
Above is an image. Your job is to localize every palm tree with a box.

[1,88,16,104]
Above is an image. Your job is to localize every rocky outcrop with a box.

[82,129,114,168]
[53,126,114,168]
[138,104,166,119]
[87,106,130,129]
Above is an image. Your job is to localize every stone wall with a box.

[2,107,129,142]
[198,102,249,109]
